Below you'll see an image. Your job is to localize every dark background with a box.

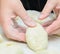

[21,0,47,11]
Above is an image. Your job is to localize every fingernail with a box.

[39,14,45,20]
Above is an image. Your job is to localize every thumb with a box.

[39,0,56,20]
[13,0,36,27]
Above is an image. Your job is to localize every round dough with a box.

[0,42,23,54]
[27,10,56,24]
[26,23,48,52]
[16,10,60,36]
[27,10,60,36]
[16,10,56,27]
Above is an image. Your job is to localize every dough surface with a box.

[26,23,48,52]
[27,10,56,24]
[0,42,23,54]
[0,10,59,54]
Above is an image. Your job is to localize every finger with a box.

[53,8,59,17]
[5,30,26,42]
[11,18,26,33]
[51,28,60,35]
[13,0,36,27]
[42,20,54,27]
[2,17,26,42]
[56,1,60,9]
[3,22,26,42]
[39,0,56,20]
[45,14,60,34]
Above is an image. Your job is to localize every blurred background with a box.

[21,0,47,11]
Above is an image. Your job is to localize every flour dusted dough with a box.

[0,42,23,54]
[16,10,56,27]
[26,23,48,52]
[27,10,56,24]
[16,10,60,36]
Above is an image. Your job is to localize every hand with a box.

[1,0,36,42]
[39,0,60,35]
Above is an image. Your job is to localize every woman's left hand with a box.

[39,0,60,35]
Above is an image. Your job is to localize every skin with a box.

[1,0,36,42]
[39,0,60,35]
[1,0,60,42]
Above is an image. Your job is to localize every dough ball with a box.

[27,10,56,24]
[16,10,60,36]
[16,10,56,27]
[26,23,48,52]
[0,42,23,54]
